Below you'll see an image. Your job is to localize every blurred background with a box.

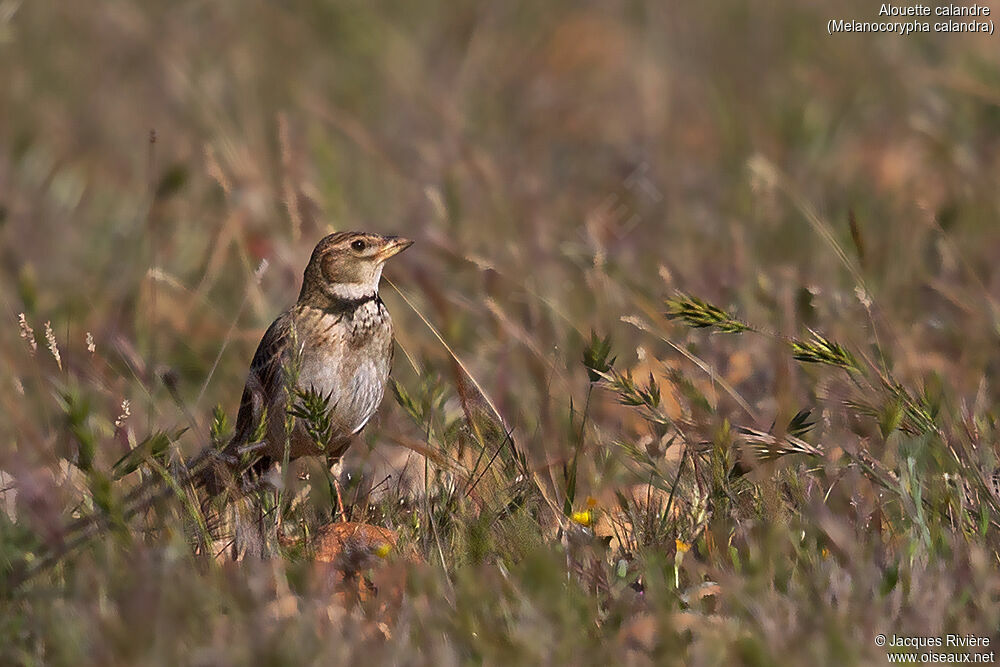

[3,1,1000,664]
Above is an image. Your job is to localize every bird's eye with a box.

[351,239,366,251]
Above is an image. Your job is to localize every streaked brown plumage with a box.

[12,233,413,573]
[215,231,412,490]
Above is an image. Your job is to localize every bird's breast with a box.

[293,303,393,435]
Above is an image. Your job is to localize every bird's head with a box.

[299,231,413,304]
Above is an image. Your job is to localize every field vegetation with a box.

[3,1,1000,664]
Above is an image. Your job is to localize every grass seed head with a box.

[43,321,61,370]
[582,330,615,382]
[790,329,858,372]
[17,313,37,354]
[665,294,751,334]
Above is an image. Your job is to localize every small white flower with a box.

[114,399,131,428]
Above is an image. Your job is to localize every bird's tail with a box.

[8,444,271,588]
[198,447,277,560]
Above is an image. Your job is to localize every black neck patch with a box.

[323,292,383,318]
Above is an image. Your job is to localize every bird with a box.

[208,231,413,496]
[9,231,414,579]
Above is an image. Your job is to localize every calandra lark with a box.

[210,231,413,493]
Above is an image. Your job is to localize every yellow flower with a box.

[675,539,691,554]
[374,543,393,559]
[570,510,594,527]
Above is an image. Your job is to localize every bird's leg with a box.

[328,456,349,523]
[273,486,282,533]
[334,478,348,524]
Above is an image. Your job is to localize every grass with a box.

[3,1,1000,664]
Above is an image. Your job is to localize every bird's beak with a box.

[376,236,414,262]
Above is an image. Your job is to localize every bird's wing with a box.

[228,311,294,455]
